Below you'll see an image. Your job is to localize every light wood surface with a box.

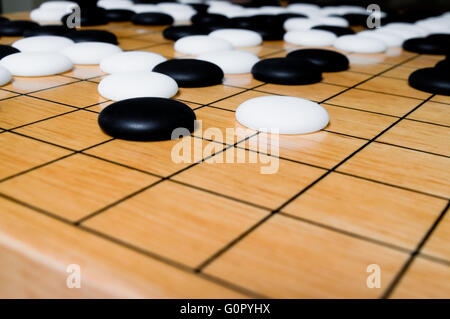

[0,11,449,299]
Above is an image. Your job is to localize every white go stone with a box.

[196,50,259,74]
[30,8,71,24]
[40,1,78,10]
[98,71,178,101]
[0,65,12,86]
[334,35,387,53]
[174,35,233,55]
[284,30,337,46]
[100,51,167,74]
[358,30,404,47]
[284,18,319,31]
[60,42,122,65]
[236,96,329,134]
[0,52,73,76]
[12,36,74,52]
[209,29,262,47]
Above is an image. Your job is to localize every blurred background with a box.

[1,0,449,13]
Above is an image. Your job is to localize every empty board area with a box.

[0,11,449,299]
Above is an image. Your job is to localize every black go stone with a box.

[153,59,224,88]
[287,49,350,72]
[105,9,135,22]
[312,25,355,36]
[251,58,322,85]
[408,67,450,96]
[403,36,450,55]
[24,25,70,37]
[0,20,39,36]
[162,25,208,41]
[131,12,174,26]
[191,13,228,25]
[98,97,196,141]
[64,29,118,44]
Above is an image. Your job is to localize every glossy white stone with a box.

[0,52,73,76]
[196,50,259,74]
[284,30,337,46]
[235,96,330,134]
[0,65,12,86]
[60,42,122,65]
[100,51,167,74]
[209,29,263,47]
[174,35,233,55]
[333,35,387,53]
[98,71,178,101]
[12,36,74,52]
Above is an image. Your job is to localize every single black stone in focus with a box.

[191,13,228,25]
[312,25,355,36]
[24,25,70,37]
[0,44,20,59]
[251,58,322,85]
[408,67,450,96]
[287,49,350,72]
[64,29,118,44]
[132,12,174,26]
[163,25,208,41]
[153,59,224,88]
[98,97,196,141]
[403,36,450,55]
[105,9,135,22]
[0,20,39,36]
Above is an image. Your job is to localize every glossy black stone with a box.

[0,45,20,59]
[191,13,228,25]
[132,12,174,26]
[0,20,39,36]
[403,36,450,55]
[153,59,224,88]
[251,58,322,85]
[162,25,208,41]
[61,7,108,26]
[287,49,349,72]
[24,25,70,37]
[408,67,450,96]
[64,30,118,44]
[98,97,196,141]
[312,25,355,36]
[105,9,135,22]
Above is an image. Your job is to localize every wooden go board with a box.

[0,11,449,299]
